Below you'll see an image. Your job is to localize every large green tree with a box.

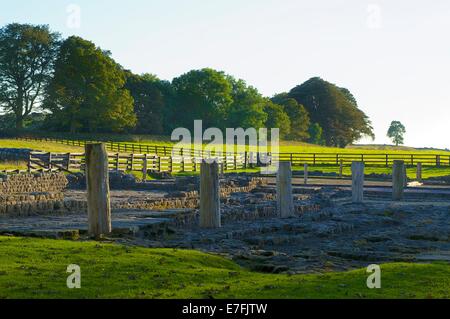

[0,23,60,129]
[226,77,267,129]
[44,36,136,132]
[170,68,233,131]
[125,72,167,135]
[272,93,310,141]
[264,100,291,139]
[288,77,374,147]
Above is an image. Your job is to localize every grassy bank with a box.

[0,236,448,299]
[3,136,450,155]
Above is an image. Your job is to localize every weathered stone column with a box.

[85,143,111,237]
[392,160,405,201]
[351,161,364,203]
[403,165,408,188]
[304,163,308,185]
[277,161,294,218]
[200,161,221,228]
[416,162,422,181]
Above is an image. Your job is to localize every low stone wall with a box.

[0,193,65,216]
[0,173,67,194]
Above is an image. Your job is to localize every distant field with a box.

[0,236,449,299]
[0,139,83,153]
[4,136,450,155]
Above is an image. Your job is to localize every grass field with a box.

[3,137,450,155]
[2,137,450,178]
[176,165,450,180]
[0,236,448,299]
[0,139,84,153]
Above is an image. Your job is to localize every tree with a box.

[0,23,60,129]
[288,77,374,147]
[226,77,267,129]
[272,93,310,141]
[125,72,166,135]
[264,100,291,139]
[387,121,406,146]
[307,122,324,145]
[170,68,233,131]
[44,36,136,133]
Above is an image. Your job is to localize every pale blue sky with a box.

[2,0,450,148]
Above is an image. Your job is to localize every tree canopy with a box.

[125,72,167,135]
[271,93,310,141]
[387,121,406,146]
[0,23,376,148]
[44,36,136,132]
[288,77,374,147]
[170,68,233,131]
[0,23,60,129]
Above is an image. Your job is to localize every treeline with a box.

[0,23,374,147]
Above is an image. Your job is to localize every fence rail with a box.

[27,151,250,175]
[15,136,450,169]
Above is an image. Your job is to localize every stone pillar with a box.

[404,165,408,187]
[85,143,111,237]
[416,162,422,181]
[351,161,364,203]
[304,163,308,185]
[392,160,405,201]
[200,161,221,228]
[277,161,294,218]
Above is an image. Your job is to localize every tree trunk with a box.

[15,116,24,130]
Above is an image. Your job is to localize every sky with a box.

[2,0,450,149]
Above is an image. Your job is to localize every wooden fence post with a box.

[130,153,135,171]
[416,162,422,182]
[65,153,71,171]
[47,152,52,171]
[244,151,248,169]
[142,154,148,181]
[339,159,344,178]
[85,143,111,238]
[115,153,120,171]
[304,163,308,185]
[200,161,221,228]
[351,161,364,203]
[277,161,294,218]
[27,153,32,173]
[392,160,405,201]
[436,155,441,167]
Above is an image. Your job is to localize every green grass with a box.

[7,134,450,154]
[0,139,83,153]
[173,164,450,180]
[2,137,450,178]
[0,160,27,171]
[299,164,450,179]
[0,236,448,299]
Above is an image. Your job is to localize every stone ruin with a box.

[0,170,449,274]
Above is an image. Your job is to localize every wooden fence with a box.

[27,151,249,175]
[16,136,450,169]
